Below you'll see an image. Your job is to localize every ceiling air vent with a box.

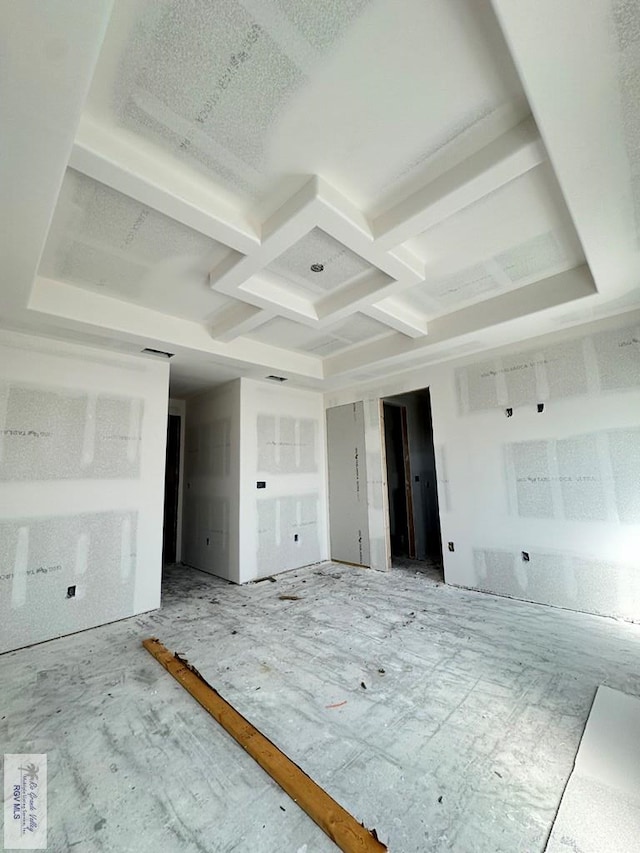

[265,375,287,382]
[141,347,175,358]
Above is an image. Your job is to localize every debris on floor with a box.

[143,637,388,853]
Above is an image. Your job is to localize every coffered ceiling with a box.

[2,0,640,395]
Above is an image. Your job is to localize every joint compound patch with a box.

[0,512,138,654]
[455,324,640,414]
[0,383,144,481]
[505,428,640,524]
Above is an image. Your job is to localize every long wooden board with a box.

[142,638,387,853]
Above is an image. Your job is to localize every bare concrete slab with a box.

[546,686,640,853]
[1,562,640,852]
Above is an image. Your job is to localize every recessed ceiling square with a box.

[266,227,374,296]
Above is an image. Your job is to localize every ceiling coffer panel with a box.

[494,232,566,283]
[328,312,391,345]
[39,169,234,319]
[105,0,372,198]
[406,231,569,314]
[266,228,374,295]
[247,311,391,355]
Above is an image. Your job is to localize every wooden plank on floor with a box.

[142,637,387,853]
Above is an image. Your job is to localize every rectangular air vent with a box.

[141,348,174,358]
[265,375,287,382]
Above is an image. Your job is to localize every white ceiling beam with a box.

[209,175,424,324]
[364,299,429,339]
[29,277,324,379]
[71,115,258,254]
[323,265,596,377]
[209,177,319,293]
[208,303,272,343]
[490,0,640,301]
[373,117,546,249]
[239,273,319,322]
[315,270,394,322]
[259,176,320,241]
[314,179,423,284]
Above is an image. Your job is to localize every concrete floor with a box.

[2,562,640,853]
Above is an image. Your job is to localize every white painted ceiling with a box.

[2,0,640,396]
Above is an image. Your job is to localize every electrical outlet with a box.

[294,534,299,542]
[505,407,513,418]
[537,403,545,413]
[67,585,76,599]
[206,537,210,546]
[448,542,455,552]
[522,551,530,562]
[257,481,266,489]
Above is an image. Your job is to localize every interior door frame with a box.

[399,405,416,558]
[382,401,416,560]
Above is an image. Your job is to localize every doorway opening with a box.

[382,388,443,577]
[163,413,181,565]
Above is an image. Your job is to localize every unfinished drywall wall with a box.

[181,378,326,584]
[0,331,169,654]
[240,379,328,582]
[325,311,640,621]
[326,402,370,566]
[183,380,240,582]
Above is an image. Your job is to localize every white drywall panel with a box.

[239,379,328,582]
[546,686,640,853]
[325,312,640,620]
[0,331,169,654]
[326,402,371,567]
[183,380,241,582]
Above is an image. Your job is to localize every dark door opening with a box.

[382,388,443,572]
[163,413,181,564]
[383,402,412,558]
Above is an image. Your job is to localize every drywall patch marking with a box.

[106,0,373,194]
[509,440,555,519]
[456,324,640,414]
[257,493,320,573]
[608,427,640,523]
[473,547,639,620]
[40,169,231,302]
[11,526,29,610]
[257,414,318,474]
[0,383,144,481]
[194,419,231,477]
[435,444,451,513]
[506,428,640,523]
[0,511,138,654]
[409,232,567,315]
[593,325,640,390]
[612,0,640,233]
